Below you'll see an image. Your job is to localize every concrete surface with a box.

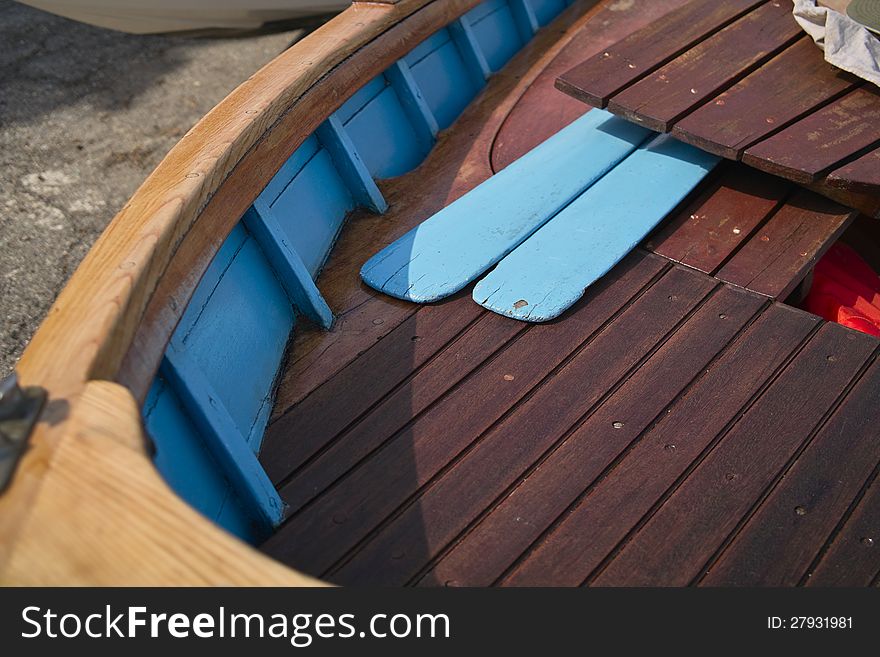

[0,0,305,377]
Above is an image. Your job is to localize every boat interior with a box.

[3,0,880,586]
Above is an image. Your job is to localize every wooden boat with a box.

[2,0,879,586]
[15,0,348,34]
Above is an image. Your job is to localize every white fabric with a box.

[793,0,880,87]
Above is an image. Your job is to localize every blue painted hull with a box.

[142,0,575,541]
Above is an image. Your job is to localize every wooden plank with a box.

[244,201,334,329]
[591,323,876,586]
[475,135,718,321]
[807,469,880,586]
[607,0,802,132]
[262,252,669,574]
[716,189,856,300]
[337,281,756,586]
[702,359,880,586]
[161,344,285,531]
[360,110,649,302]
[326,266,715,584]
[827,147,880,195]
[493,304,818,586]
[646,164,790,274]
[261,293,484,483]
[278,310,524,515]
[554,0,767,108]
[672,39,861,159]
[743,87,880,184]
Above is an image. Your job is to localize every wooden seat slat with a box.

[607,0,803,132]
[715,189,855,300]
[555,0,766,108]
[743,87,880,184]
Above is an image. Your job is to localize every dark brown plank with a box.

[262,253,669,575]
[590,323,876,586]
[261,293,484,483]
[646,164,790,274]
[554,0,767,109]
[827,147,880,195]
[716,189,855,300]
[702,358,880,586]
[743,87,880,184]
[400,285,763,588]
[502,303,817,586]
[672,39,861,159]
[607,1,802,132]
[337,273,742,586]
[278,310,525,514]
[808,468,880,587]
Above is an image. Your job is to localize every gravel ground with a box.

[0,1,306,377]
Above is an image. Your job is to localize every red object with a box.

[804,242,880,337]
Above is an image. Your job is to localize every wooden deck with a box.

[261,242,880,586]
[257,0,880,586]
[556,0,880,219]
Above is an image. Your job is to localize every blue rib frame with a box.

[142,0,573,542]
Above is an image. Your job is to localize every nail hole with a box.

[795,506,807,516]
[612,421,624,429]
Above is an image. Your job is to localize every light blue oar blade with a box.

[474,135,720,322]
[360,109,650,302]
